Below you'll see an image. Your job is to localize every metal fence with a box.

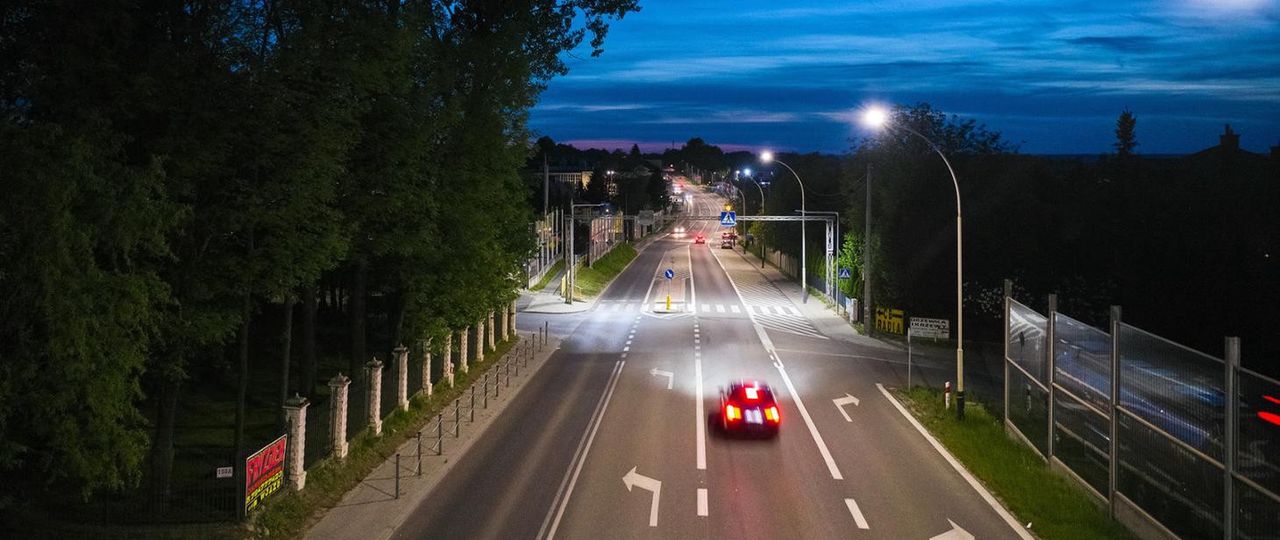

[1002,287,1280,539]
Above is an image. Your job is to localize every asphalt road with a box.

[393,188,1027,540]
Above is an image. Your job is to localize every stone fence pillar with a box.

[283,394,309,491]
[442,336,454,387]
[508,300,517,339]
[328,374,350,460]
[475,320,485,363]
[420,338,433,397]
[366,358,384,436]
[458,328,469,374]
[394,344,409,411]
[487,310,496,350]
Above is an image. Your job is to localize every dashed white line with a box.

[844,498,869,529]
[697,488,708,517]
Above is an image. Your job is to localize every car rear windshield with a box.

[731,385,774,402]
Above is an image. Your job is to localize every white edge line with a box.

[875,383,1034,540]
[844,498,869,529]
[542,361,626,540]
[695,349,706,470]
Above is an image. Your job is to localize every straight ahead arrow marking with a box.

[929,520,975,540]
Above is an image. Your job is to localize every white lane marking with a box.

[716,304,725,313]
[621,467,661,527]
[730,305,740,313]
[771,345,843,480]
[650,368,674,390]
[540,361,627,540]
[876,383,1034,540]
[833,393,860,422]
[641,247,666,309]
[626,340,632,345]
[695,351,706,470]
[623,346,629,352]
[697,488,708,517]
[845,498,869,529]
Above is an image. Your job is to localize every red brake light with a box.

[1261,412,1280,427]
[725,405,740,421]
[765,406,780,423]
[1263,395,1280,405]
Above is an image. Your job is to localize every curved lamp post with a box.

[863,106,966,419]
[760,151,807,304]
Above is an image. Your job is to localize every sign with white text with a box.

[909,317,950,339]
[245,434,287,514]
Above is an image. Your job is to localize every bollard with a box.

[484,372,490,409]
[469,384,476,421]
[416,431,422,476]
[454,399,460,436]
[505,359,511,388]
[496,366,502,398]
[436,413,444,455]
[944,381,952,409]
[395,454,400,499]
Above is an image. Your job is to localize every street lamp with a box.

[862,105,966,419]
[760,150,807,303]
[742,171,766,267]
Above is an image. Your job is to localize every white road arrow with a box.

[832,393,860,422]
[929,520,975,540]
[622,466,662,527]
[649,368,674,390]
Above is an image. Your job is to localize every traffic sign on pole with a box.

[719,211,736,226]
[664,269,675,280]
[838,267,853,279]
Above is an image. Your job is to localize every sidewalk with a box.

[518,229,671,315]
[305,336,563,540]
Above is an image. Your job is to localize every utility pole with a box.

[864,162,873,335]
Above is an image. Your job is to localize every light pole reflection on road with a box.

[862,105,967,420]
[760,151,807,303]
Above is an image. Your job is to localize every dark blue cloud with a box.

[532,0,1280,154]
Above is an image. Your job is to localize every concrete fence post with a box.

[395,344,409,412]
[488,310,496,350]
[328,374,350,460]
[442,335,455,387]
[475,321,485,363]
[283,394,309,490]
[504,299,514,337]
[458,328,469,374]
[367,357,384,436]
[421,338,433,397]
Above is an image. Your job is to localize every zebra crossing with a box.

[711,252,828,339]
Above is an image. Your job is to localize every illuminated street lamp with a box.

[760,150,808,304]
[862,105,967,419]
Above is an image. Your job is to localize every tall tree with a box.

[1115,108,1138,157]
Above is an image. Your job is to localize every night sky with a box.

[530,0,1280,155]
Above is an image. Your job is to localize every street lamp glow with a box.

[760,150,774,163]
[862,106,889,129]
[743,167,752,176]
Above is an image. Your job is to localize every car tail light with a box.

[765,406,780,423]
[725,404,740,421]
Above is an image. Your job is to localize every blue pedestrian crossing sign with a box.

[719,211,737,226]
[838,267,853,279]
[664,269,675,279]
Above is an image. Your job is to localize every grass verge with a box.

[530,260,563,292]
[248,338,519,539]
[573,243,636,298]
[895,386,1134,540]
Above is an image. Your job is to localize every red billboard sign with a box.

[245,434,287,514]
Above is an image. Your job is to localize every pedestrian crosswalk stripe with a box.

[730,305,741,313]
[716,305,725,313]
[702,304,711,312]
